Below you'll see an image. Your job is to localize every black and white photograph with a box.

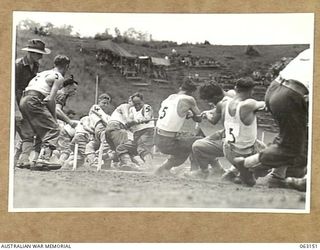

[9,12,314,212]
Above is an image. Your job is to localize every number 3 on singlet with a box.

[159,106,168,119]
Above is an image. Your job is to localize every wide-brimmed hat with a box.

[21,39,51,54]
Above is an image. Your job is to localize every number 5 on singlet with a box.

[159,106,168,119]
[225,121,240,143]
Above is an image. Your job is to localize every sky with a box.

[13,12,314,45]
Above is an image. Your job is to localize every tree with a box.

[123,27,137,40]
[123,27,150,42]
[46,24,74,36]
[17,19,40,31]
[114,27,121,37]
[94,28,113,40]
[45,22,54,30]
[245,45,260,56]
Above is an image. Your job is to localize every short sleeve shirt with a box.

[56,91,69,109]
[279,48,312,90]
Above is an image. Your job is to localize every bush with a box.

[141,42,151,48]
[94,34,113,41]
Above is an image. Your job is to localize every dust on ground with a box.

[13,154,305,210]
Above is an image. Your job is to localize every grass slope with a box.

[16,30,308,119]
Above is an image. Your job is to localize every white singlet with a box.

[157,94,193,132]
[89,104,110,128]
[26,69,63,96]
[224,100,257,149]
[129,104,154,133]
[109,103,131,125]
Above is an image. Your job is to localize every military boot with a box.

[233,157,256,187]
[285,177,306,192]
[86,153,98,168]
[16,141,33,169]
[132,155,145,167]
[32,146,62,171]
[119,153,139,171]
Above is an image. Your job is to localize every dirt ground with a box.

[13,153,306,210]
[11,123,306,211]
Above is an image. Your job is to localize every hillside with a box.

[15,30,308,131]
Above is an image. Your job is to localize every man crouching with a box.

[19,55,70,171]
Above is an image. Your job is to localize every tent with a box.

[150,57,170,66]
[96,40,136,58]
